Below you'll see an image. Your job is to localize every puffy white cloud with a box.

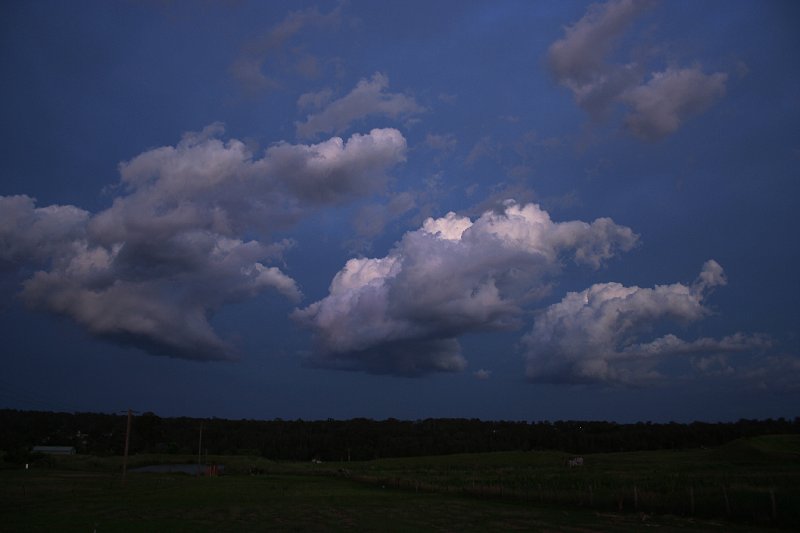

[1,124,406,361]
[522,261,763,385]
[296,73,425,139]
[294,201,638,376]
[622,67,728,141]
[547,0,727,140]
[97,124,406,236]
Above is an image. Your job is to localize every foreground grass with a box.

[315,435,800,526]
[1,435,797,531]
[0,469,774,532]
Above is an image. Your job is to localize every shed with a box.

[32,446,76,455]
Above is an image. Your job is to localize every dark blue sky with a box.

[1,0,798,422]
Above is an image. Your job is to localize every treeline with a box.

[1,409,797,461]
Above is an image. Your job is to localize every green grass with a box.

[0,469,773,532]
[310,435,800,526]
[1,435,797,531]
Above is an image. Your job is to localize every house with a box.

[32,446,76,455]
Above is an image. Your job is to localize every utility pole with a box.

[122,409,132,486]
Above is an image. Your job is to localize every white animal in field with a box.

[566,456,584,467]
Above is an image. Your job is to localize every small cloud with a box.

[297,88,333,111]
[547,0,728,141]
[622,67,727,141]
[547,0,653,117]
[425,133,458,152]
[296,72,426,139]
[438,92,458,104]
[465,136,502,167]
[474,369,492,380]
[735,60,750,79]
[230,4,343,94]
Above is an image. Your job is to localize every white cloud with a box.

[622,67,728,141]
[1,124,407,361]
[522,261,764,385]
[296,72,425,139]
[294,201,637,376]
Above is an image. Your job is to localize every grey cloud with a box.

[352,191,416,239]
[1,124,407,361]
[522,261,763,385]
[306,338,467,377]
[474,369,492,380]
[296,73,425,139]
[547,0,727,140]
[0,195,89,265]
[294,201,638,376]
[24,233,301,360]
[622,67,728,141]
[297,88,334,111]
[425,133,458,153]
[738,354,800,392]
[231,4,342,94]
[547,0,652,116]
[268,128,407,205]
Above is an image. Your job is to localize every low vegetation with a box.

[1,435,797,531]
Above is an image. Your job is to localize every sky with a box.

[1,0,798,423]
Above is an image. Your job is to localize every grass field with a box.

[1,435,797,532]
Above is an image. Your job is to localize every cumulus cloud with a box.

[547,0,727,140]
[294,201,638,376]
[622,67,728,141]
[522,261,765,385]
[1,124,407,361]
[296,72,425,139]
